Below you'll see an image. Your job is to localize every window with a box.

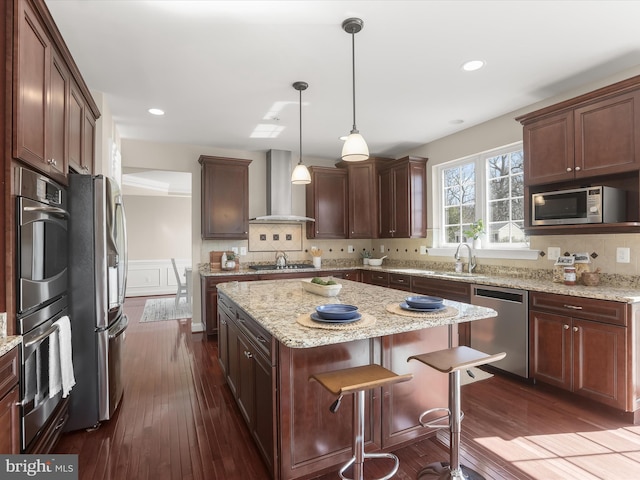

[436,143,527,247]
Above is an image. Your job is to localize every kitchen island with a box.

[216,278,497,480]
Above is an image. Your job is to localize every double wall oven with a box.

[16,168,69,451]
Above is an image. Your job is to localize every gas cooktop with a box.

[249,263,314,271]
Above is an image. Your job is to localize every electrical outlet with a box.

[347,245,354,253]
[420,245,427,255]
[240,247,247,256]
[616,247,631,263]
[547,247,561,261]
[380,245,385,253]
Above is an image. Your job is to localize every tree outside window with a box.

[438,143,527,247]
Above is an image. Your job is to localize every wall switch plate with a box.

[380,245,385,253]
[347,245,354,253]
[420,245,427,255]
[617,247,631,263]
[547,247,561,261]
[240,247,247,256]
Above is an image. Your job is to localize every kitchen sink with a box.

[435,272,487,279]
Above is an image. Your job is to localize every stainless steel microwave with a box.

[531,186,626,226]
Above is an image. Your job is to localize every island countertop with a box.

[216,278,497,348]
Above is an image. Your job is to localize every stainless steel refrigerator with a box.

[66,174,129,431]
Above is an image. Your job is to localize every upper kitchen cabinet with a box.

[68,80,96,174]
[377,156,428,238]
[337,157,389,239]
[13,0,100,181]
[199,155,252,240]
[305,166,348,239]
[519,76,640,187]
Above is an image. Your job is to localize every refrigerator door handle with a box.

[108,315,129,340]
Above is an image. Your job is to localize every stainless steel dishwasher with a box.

[470,285,529,378]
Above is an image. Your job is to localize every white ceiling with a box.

[45,0,640,161]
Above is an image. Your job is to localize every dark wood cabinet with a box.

[306,167,348,239]
[13,0,99,181]
[361,270,389,287]
[337,159,384,238]
[522,90,640,186]
[343,270,361,282]
[218,292,276,475]
[529,291,628,410]
[411,277,471,346]
[202,274,254,335]
[199,156,252,239]
[0,347,20,454]
[388,273,411,291]
[68,80,95,174]
[378,156,428,238]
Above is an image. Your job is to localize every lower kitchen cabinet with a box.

[202,274,254,335]
[411,276,471,346]
[529,291,628,410]
[361,270,389,287]
[0,346,20,454]
[218,292,276,475]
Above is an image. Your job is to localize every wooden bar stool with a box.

[408,346,506,480]
[310,364,413,480]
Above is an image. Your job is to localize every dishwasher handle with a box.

[473,287,524,304]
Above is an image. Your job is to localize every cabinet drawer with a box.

[529,291,627,326]
[218,292,235,318]
[411,277,470,302]
[389,273,412,291]
[363,270,389,286]
[0,347,19,400]
[236,308,273,358]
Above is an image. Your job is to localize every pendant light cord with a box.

[299,87,303,164]
[351,31,358,134]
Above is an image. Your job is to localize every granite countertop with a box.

[217,278,497,348]
[0,336,22,357]
[203,264,640,303]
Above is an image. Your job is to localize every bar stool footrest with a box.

[418,407,464,429]
[338,452,400,480]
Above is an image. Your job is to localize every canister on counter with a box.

[564,266,577,285]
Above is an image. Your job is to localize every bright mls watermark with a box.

[0,455,78,479]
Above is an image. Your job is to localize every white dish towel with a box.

[49,315,76,399]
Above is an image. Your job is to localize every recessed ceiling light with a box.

[450,119,464,125]
[148,108,165,116]
[462,60,485,72]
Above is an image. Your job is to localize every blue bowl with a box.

[405,295,443,309]
[315,304,359,320]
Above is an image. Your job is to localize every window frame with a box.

[433,141,529,249]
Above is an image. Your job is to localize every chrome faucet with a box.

[454,243,476,273]
[275,250,287,268]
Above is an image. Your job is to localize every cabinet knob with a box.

[563,324,569,330]
[573,326,579,332]
[566,167,572,172]
[244,350,253,359]
[575,166,581,171]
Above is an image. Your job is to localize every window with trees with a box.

[437,143,527,247]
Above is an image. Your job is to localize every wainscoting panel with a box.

[127,259,191,297]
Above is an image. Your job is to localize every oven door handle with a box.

[23,205,69,219]
[24,323,59,349]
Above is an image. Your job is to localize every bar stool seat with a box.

[408,346,506,480]
[310,364,413,480]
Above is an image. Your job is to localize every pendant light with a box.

[291,81,312,184]
[341,17,369,162]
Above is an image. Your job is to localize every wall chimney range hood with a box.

[250,150,315,223]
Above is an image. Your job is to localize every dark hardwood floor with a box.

[55,296,640,479]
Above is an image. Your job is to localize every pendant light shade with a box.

[341,17,369,162]
[291,81,311,184]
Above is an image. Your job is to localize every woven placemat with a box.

[296,312,376,330]
[385,303,458,318]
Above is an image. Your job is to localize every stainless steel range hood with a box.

[250,150,315,223]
